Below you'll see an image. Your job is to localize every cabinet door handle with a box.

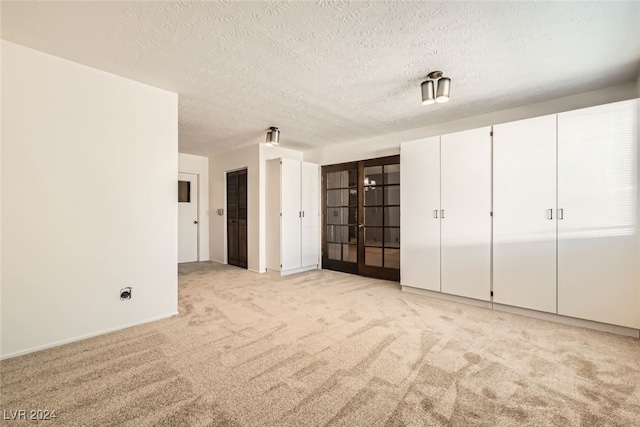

[559,208,564,220]
[434,209,438,218]
[441,209,445,219]
[298,211,302,218]
[547,209,553,220]
[302,211,305,217]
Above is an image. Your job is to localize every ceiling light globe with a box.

[435,77,451,103]
[421,80,435,105]
[266,127,280,146]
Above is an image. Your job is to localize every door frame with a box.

[321,155,400,281]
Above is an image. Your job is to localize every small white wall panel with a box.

[440,127,492,301]
[400,137,441,291]
[493,115,557,313]
[301,162,319,268]
[280,158,302,271]
[557,99,640,328]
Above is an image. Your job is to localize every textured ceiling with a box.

[2,1,640,155]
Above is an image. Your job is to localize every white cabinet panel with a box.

[440,127,492,301]
[281,158,302,271]
[400,137,441,291]
[267,158,319,275]
[301,162,319,268]
[557,99,639,328]
[493,115,557,313]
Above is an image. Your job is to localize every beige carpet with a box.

[1,261,639,426]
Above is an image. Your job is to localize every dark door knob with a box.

[193,220,198,224]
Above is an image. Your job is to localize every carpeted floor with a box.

[1,261,639,426]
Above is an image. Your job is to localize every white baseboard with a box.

[401,285,639,338]
[279,265,318,276]
[493,303,640,338]
[402,285,492,309]
[0,311,179,361]
[265,265,318,276]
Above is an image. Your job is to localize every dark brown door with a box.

[227,169,247,269]
[322,155,400,281]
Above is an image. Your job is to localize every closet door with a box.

[280,158,302,271]
[557,99,639,328]
[227,169,248,269]
[440,127,492,301]
[301,162,319,268]
[493,115,557,313]
[400,136,441,291]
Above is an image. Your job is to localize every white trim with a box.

[493,303,640,338]
[402,286,492,309]
[402,285,639,338]
[0,312,179,360]
[274,265,318,276]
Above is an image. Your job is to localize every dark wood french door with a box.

[322,155,400,281]
[227,169,247,269]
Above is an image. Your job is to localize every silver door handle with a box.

[559,208,564,220]
[547,209,553,220]
[358,223,364,228]
[441,209,445,219]
[434,209,438,218]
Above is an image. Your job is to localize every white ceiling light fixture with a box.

[421,71,451,105]
[265,126,280,146]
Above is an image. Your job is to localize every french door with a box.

[322,155,400,281]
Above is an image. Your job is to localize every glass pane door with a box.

[322,164,359,274]
[359,159,400,281]
[322,156,400,281]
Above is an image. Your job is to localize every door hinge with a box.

[490,291,494,297]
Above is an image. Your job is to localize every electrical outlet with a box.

[120,287,132,300]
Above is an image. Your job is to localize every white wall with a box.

[209,145,259,270]
[305,81,638,165]
[208,144,305,273]
[1,41,178,359]
[259,145,304,272]
[179,153,210,261]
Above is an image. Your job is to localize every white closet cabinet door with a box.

[558,99,639,328]
[301,162,319,268]
[440,127,492,301]
[400,137,441,291]
[280,158,302,271]
[493,115,557,313]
